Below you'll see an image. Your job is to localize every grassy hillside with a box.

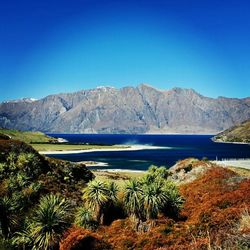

[0,128,56,143]
[0,128,129,152]
[0,139,94,249]
[213,119,250,143]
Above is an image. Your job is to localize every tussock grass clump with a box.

[239,207,250,233]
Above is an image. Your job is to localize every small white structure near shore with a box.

[57,138,68,143]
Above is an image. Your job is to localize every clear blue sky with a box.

[0,0,250,101]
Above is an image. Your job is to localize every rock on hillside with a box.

[1,84,250,134]
[213,119,250,143]
[169,158,217,184]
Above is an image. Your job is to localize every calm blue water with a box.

[46,134,250,171]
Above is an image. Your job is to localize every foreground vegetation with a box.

[0,139,184,249]
[60,161,250,250]
[0,138,249,249]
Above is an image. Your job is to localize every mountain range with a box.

[1,84,250,134]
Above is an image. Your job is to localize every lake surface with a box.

[46,134,250,171]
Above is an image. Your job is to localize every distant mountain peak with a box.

[96,86,115,90]
[138,83,154,88]
[137,83,162,93]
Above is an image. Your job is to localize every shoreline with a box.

[48,132,216,135]
[212,139,250,145]
[93,169,146,173]
[39,144,169,155]
[212,159,250,170]
[77,161,109,167]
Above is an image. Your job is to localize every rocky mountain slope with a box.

[1,84,250,134]
[213,119,250,143]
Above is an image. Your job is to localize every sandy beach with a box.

[213,159,250,170]
[94,169,146,173]
[212,140,250,145]
[39,144,169,155]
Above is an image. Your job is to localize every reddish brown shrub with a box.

[60,227,112,250]
[180,167,250,246]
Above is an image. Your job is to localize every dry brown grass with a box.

[239,207,250,233]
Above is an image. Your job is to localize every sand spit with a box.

[39,144,169,155]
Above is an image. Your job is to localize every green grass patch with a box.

[0,128,132,153]
[93,170,145,188]
[0,128,55,144]
[32,143,129,152]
